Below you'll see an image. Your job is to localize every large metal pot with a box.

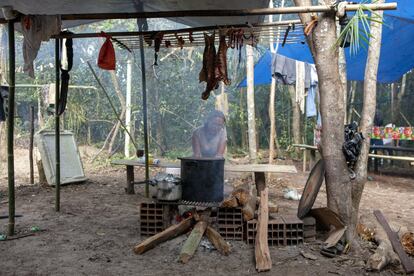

[179,157,224,202]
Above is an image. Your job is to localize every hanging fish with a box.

[189,31,194,43]
[175,33,185,49]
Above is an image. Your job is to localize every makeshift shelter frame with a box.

[3,2,396,236]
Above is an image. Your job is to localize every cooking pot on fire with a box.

[179,157,224,203]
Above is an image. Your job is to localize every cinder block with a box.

[217,207,243,240]
[139,202,170,236]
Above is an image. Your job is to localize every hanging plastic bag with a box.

[98,32,116,70]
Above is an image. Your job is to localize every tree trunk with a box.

[240,88,247,150]
[347,81,357,124]
[353,0,385,243]
[293,0,351,240]
[108,70,126,154]
[268,78,277,163]
[397,73,407,121]
[287,84,301,149]
[125,58,133,158]
[246,44,257,162]
[390,83,396,123]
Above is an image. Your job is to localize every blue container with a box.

[180,157,224,203]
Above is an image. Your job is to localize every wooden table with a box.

[112,159,298,196]
[292,144,414,172]
[225,164,298,196]
[111,159,179,194]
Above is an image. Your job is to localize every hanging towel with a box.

[295,61,306,114]
[21,15,61,78]
[98,32,116,70]
[58,31,73,115]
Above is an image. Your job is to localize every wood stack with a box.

[221,186,273,272]
[134,209,230,263]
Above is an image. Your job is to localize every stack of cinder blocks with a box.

[246,215,304,246]
[139,202,171,236]
[217,207,244,240]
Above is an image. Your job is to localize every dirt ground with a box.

[0,146,413,275]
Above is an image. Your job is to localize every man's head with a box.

[205,110,225,134]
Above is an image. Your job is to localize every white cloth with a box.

[21,15,61,78]
[295,61,306,114]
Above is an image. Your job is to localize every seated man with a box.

[192,110,227,158]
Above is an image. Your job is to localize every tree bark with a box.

[246,44,257,162]
[353,0,384,242]
[108,70,126,154]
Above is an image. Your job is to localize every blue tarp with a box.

[239,0,414,87]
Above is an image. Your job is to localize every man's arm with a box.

[216,128,227,157]
[192,131,202,157]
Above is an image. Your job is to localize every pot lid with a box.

[297,159,325,219]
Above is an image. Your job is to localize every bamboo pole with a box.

[29,105,34,184]
[7,20,16,236]
[55,38,61,212]
[26,3,395,22]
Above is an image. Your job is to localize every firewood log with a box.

[179,221,208,263]
[205,225,231,255]
[134,217,194,255]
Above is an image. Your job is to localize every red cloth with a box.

[98,32,116,70]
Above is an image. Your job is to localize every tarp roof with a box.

[0,0,269,28]
[239,0,414,86]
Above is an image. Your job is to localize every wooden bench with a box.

[292,144,414,172]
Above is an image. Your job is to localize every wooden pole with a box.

[16,3,393,22]
[125,58,132,158]
[246,44,257,162]
[55,38,61,212]
[29,105,34,184]
[7,20,16,236]
[138,20,150,198]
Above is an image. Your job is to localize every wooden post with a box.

[55,38,61,212]
[29,105,34,184]
[7,20,16,236]
[138,18,150,198]
[126,165,135,194]
[255,188,272,272]
[125,58,132,158]
[246,44,257,162]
